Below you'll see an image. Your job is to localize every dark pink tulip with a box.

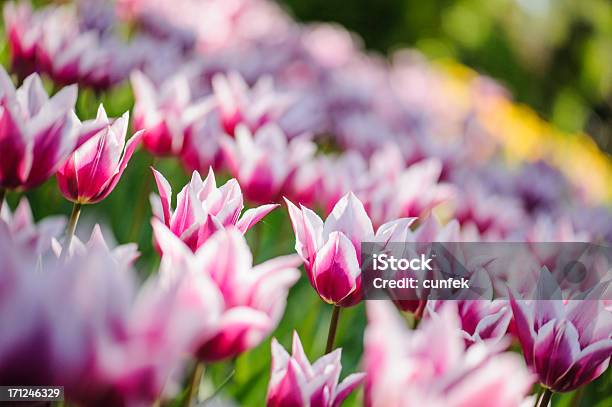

[152,220,301,362]
[364,302,534,407]
[286,192,414,307]
[0,68,86,190]
[221,123,316,203]
[267,331,365,407]
[151,167,278,252]
[132,70,213,156]
[56,106,143,204]
[509,283,612,392]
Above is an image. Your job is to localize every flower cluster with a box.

[0,0,611,406]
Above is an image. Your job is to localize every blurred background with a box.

[279,0,612,154]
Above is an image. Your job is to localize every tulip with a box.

[152,219,301,361]
[0,197,65,256]
[509,276,612,394]
[212,72,294,136]
[0,223,217,406]
[0,67,86,191]
[57,106,143,204]
[429,300,512,346]
[51,224,140,267]
[364,302,534,407]
[267,331,365,407]
[286,192,414,307]
[3,1,38,80]
[132,70,214,156]
[221,123,316,203]
[151,167,278,252]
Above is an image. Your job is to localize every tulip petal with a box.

[236,204,278,234]
[312,231,360,304]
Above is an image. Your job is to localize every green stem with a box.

[538,388,553,407]
[0,188,5,212]
[62,202,82,259]
[185,362,205,407]
[325,305,341,354]
[127,155,157,243]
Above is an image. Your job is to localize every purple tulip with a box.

[364,302,534,407]
[221,123,316,203]
[267,331,365,407]
[56,106,143,204]
[0,67,89,190]
[509,285,612,392]
[152,219,301,361]
[151,167,278,252]
[286,192,414,307]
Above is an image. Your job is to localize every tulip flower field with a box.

[0,1,611,406]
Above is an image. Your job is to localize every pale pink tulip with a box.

[0,197,65,255]
[267,331,364,407]
[151,167,278,252]
[364,302,533,407]
[57,106,143,204]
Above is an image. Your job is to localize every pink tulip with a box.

[429,300,512,346]
[222,123,316,203]
[0,68,89,190]
[0,223,219,406]
[151,167,278,252]
[509,281,612,392]
[267,331,365,407]
[212,71,294,136]
[56,106,143,204]
[286,192,414,307]
[131,70,213,156]
[0,197,65,255]
[364,302,534,407]
[3,1,38,80]
[152,219,301,361]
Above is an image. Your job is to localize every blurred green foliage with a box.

[279,0,612,153]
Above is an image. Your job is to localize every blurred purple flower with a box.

[267,331,364,407]
[151,167,278,252]
[57,106,143,204]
